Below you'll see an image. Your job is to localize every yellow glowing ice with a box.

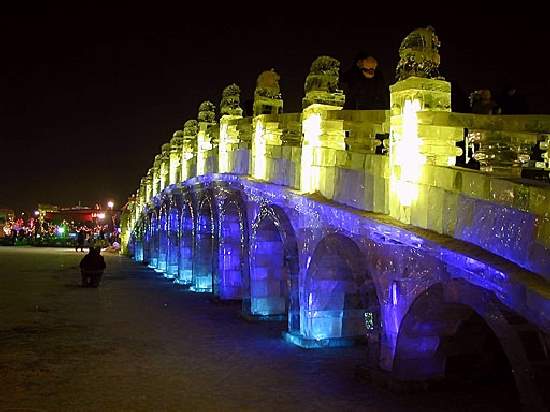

[392,99,425,207]
[253,120,266,180]
[300,112,322,193]
[219,122,229,173]
[197,128,208,176]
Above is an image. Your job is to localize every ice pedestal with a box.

[218,219,243,300]
[157,226,168,273]
[156,258,167,273]
[133,241,143,262]
[282,331,358,349]
[166,264,178,277]
[282,308,367,348]
[191,273,212,292]
[250,295,286,316]
[192,234,213,292]
[218,266,241,300]
[177,247,193,285]
[166,242,179,278]
[283,309,366,349]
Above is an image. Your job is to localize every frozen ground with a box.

[0,247,514,411]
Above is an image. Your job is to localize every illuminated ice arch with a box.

[165,197,181,278]
[156,201,169,273]
[147,210,159,269]
[300,234,379,342]
[247,205,299,328]
[131,219,144,262]
[127,232,136,258]
[177,198,194,285]
[141,213,151,264]
[216,194,249,300]
[191,190,218,292]
[393,280,545,410]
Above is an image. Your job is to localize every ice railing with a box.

[417,112,550,177]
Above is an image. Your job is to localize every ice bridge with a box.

[121,27,550,409]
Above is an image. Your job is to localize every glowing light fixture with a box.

[107,201,114,209]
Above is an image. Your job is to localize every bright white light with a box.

[107,201,114,209]
[392,99,425,207]
[98,213,106,219]
[57,227,65,235]
[34,211,40,216]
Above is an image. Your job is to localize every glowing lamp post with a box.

[107,201,114,210]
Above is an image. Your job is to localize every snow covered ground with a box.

[0,247,514,411]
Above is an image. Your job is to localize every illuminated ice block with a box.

[390,77,451,116]
[251,296,286,316]
[192,273,213,292]
[134,241,143,262]
[196,101,217,176]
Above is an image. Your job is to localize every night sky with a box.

[1,8,549,213]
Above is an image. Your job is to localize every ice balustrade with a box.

[122,24,549,281]
[120,24,550,325]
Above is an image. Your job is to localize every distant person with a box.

[76,228,86,252]
[498,85,528,114]
[342,52,389,110]
[470,89,500,114]
[79,247,106,287]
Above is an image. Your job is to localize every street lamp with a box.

[107,201,114,209]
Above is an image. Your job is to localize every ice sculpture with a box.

[302,55,344,109]
[198,100,216,123]
[471,129,532,175]
[396,26,442,81]
[160,143,170,192]
[220,83,243,117]
[197,101,217,176]
[219,84,244,173]
[169,131,183,185]
[181,120,198,181]
[253,69,283,116]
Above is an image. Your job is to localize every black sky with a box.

[1,8,549,213]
